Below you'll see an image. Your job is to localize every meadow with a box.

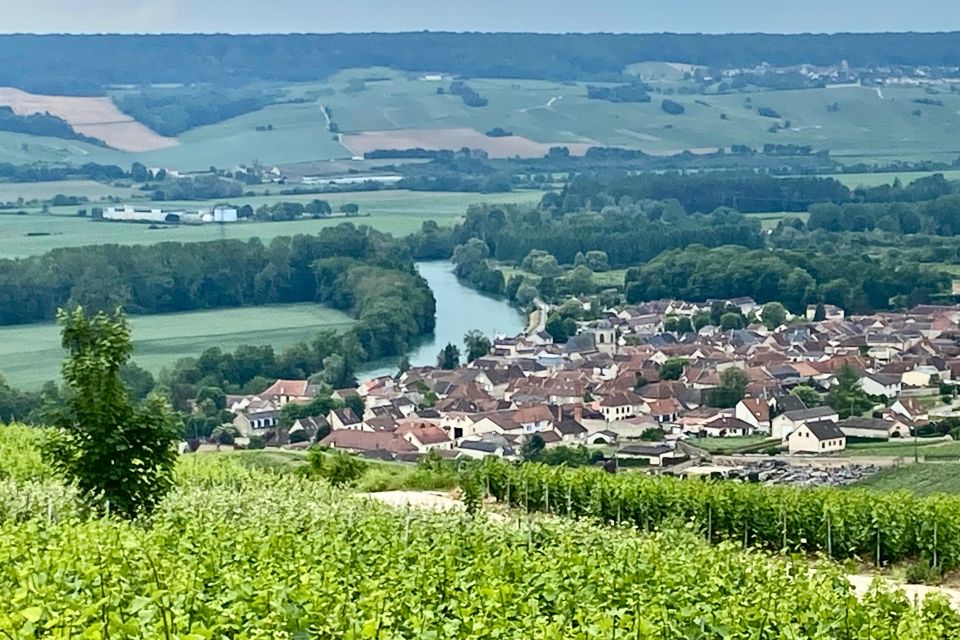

[844,439,960,460]
[0,189,544,258]
[0,304,354,389]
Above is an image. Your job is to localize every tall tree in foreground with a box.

[47,308,180,518]
[463,330,492,363]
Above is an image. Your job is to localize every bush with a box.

[305,449,366,487]
[661,99,685,115]
[247,435,266,450]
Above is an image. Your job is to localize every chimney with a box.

[555,404,563,422]
[574,404,583,423]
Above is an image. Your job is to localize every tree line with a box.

[0,107,103,146]
[0,223,430,327]
[3,33,960,93]
[624,245,948,314]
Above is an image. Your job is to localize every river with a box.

[358,261,525,379]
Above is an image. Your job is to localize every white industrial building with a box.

[104,205,237,225]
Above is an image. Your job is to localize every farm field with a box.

[0,179,137,203]
[4,69,960,169]
[0,189,544,258]
[828,169,960,188]
[688,435,777,454]
[0,86,177,152]
[0,303,354,389]
[853,463,960,495]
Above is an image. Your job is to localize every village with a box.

[214,297,960,481]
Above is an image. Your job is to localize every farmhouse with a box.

[734,398,771,433]
[787,421,846,454]
[771,406,839,440]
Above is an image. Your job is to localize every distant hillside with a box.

[2,32,960,94]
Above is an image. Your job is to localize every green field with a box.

[853,463,960,495]
[0,179,137,203]
[0,189,544,258]
[688,435,777,454]
[843,438,960,459]
[4,69,960,169]
[0,304,354,389]
[827,169,960,189]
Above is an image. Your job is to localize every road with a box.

[525,298,550,335]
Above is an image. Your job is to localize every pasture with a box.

[0,189,545,258]
[828,169,960,189]
[0,303,355,389]
[0,179,137,203]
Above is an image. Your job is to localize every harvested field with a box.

[342,127,592,159]
[0,87,177,152]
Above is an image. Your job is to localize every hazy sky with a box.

[3,0,960,34]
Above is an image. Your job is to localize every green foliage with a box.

[790,385,822,407]
[827,362,874,419]
[761,301,788,329]
[452,239,504,295]
[710,368,748,408]
[46,308,180,518]
[640,427,666,441]
[659,357,688,381]
[720,312,745,331]
[114,87,276,136]
[521,434,546,461]
[539,445,604,468]
[0,106,103,146]
[478,457,960,572]
[304,449,367,487]
[463,330,492,363]
[437,343,461,370]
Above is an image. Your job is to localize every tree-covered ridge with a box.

[4,32,960,93]
[113,88,279,136]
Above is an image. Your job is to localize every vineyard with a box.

[476,459,960,571]
[2,425,960,637]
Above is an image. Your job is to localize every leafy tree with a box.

[516,283,540,306]
[396,355,411,376]
[761,302,788,330]
[709,368,748,408]
[826,363,873,419]
[720,312,745,331]
[676,317,694,334]
[640,427,666,441]
[119,362,155,401]
[663,316,680,333]
[344,394,365,420]
[46,308,180,518]
[565,265,595,296]
[659,358,688,381]
[790,385,821,407]
[813,303,827,321]
[211,424,238,445]
[306,449,366,487]
[437,343,461,370]
[521,434,546,461]
[464,330,492,363]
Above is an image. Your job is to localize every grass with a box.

[688,435,778,454]
[0,303,354,389]
[0,179,136,203]
[0,189,544,258]
[853,463,960,495]
[843,438,960,459]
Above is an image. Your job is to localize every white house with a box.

[902,366,943,388]
[328,407,363,431]
[772,406,839,440]
[699,416,754,438]
[859,372,902,398]
[787,421,846,454]
[735,398,771,433]
[598,392,646,422]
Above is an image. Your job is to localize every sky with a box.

[3,0,960,34]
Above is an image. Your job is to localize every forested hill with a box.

[4,32,960,93]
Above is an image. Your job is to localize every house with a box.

[328,407,363,431]
[587,430,619,446]
[617,443,678,467]
[457,437,516,459]
[260,379,313,405]
[902,365,942,388]
[771,406,839,440]
[397,423,454,453]
[646,398,681,423]
[839,417,910,440]
[735,398,771,433]
[233,409,280,437]
[889,397,929,424]
[319,430,417,456]
[699,415,754,438]
[554,418,588,444]
[787,421,846,454]
[598,391,646,422]
[859,372,901,398]
[289,416,328,442]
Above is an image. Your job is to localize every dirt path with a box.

[848,574,960,609]
[359,490,463,511]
